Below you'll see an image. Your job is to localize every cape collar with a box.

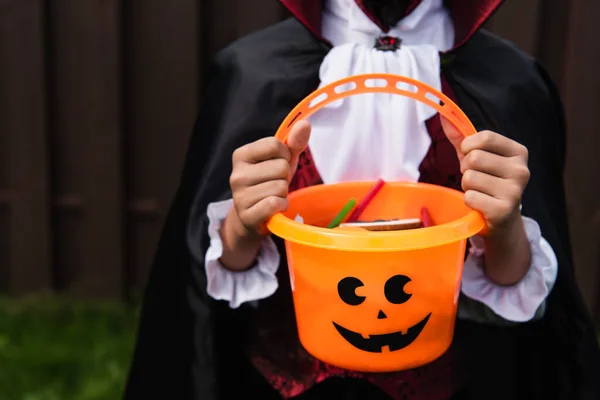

[279,0,503,51]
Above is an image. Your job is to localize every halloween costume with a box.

[124,1,600,399]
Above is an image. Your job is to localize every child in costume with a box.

[124,1,600,399]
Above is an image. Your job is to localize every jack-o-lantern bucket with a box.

[266,74,486,373]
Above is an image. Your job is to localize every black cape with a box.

[124,18,600,400]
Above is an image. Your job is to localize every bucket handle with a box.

[269,73,485,233]
[273,73,477,142]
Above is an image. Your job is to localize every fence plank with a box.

[234,0,286,38]
[562,0,600,321]
[123,0,200,293]
[0,0,598,317]
[0,0,52,293]
[49,0,123,297]
[487,0,542,55]
[201,0,242,66]
[534,0,571,87]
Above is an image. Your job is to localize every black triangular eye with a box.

[384,275,412,304]
[338,277,366,306]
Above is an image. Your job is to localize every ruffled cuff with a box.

[459,216,558,323]
[204,199,281,309]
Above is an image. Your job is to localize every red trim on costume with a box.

[448,0,503,50]
[278,0,504,50]
[289,147,323,192]
[279,0,323,40]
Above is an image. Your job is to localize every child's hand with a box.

[441,117,532,285]
[441,118,530,237]
[229,120,312,237]
[219,121,311,271]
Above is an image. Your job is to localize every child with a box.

[125,1,600,399]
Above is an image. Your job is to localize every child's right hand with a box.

[219,121,311,271]
[229,120,312,235]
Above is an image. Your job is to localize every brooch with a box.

[374,36,401,51]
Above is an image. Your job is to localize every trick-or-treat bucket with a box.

[265,74,486,372]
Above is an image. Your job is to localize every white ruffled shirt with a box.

[199,0,559,324]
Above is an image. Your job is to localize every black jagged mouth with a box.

[332,313,432,353]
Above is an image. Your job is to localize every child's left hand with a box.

[441,117,532,285]
[441,118,530,237]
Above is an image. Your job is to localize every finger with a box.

[239,195,289,229]
[233,137,291,165]
[464,190,515,227]
[461,150,531,185]
[229,158,290,189]
[461,130,528,160]
[440,116,466,161]
[460,149,515,178]
[235,179,289,211]
[287,120,312,156]
[462,170,519,199]
[286,121,312,173]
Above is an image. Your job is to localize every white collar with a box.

[307,0,455,184]
[322,0,454,50]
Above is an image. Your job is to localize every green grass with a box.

[0,295,597,400]
[0,295,139,400]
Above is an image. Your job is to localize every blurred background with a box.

[0,0,598,399]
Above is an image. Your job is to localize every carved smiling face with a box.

[279,212,465,371]
[333,275,431,353]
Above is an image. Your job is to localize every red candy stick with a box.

[420,207,433,227]
[346,179,385,222]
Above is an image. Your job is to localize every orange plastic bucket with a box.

[266,74,485,372]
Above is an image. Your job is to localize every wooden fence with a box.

[0,0,599,323]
